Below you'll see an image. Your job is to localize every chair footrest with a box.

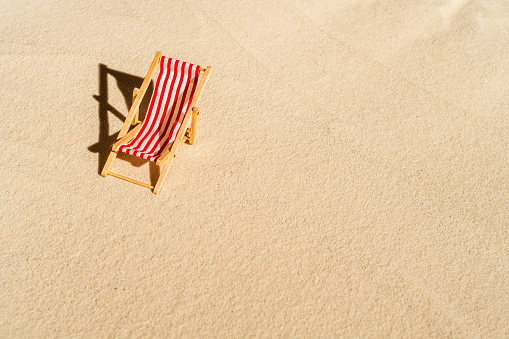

[107,172,154,189]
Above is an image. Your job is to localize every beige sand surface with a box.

[1,0,508,337]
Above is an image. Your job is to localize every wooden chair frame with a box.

[101,51,212,194]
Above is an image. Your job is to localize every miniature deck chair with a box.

[101,51,212,194]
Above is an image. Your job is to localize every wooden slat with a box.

[132,87,140,125]
[117,51,162,139]
[107,172,154,189]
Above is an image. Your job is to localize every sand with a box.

[1,0,508,337]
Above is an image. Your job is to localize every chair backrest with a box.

[119,56,201,161]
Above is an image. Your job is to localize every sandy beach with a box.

[1,0,508,337]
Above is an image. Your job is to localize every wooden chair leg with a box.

[132,88,140,125]
[101,151,118,177]
[188,107,199,145]
[153,159,174,194]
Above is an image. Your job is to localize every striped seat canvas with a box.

[118,56,201,162]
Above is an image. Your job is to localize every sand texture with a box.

[1,0,508,337]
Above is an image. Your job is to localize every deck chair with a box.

[101,51,212,194]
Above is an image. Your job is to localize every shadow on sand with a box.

[88,64,160,185]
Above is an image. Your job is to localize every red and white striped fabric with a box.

[118,56,201,162]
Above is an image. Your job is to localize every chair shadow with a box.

[87,64,160,185]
